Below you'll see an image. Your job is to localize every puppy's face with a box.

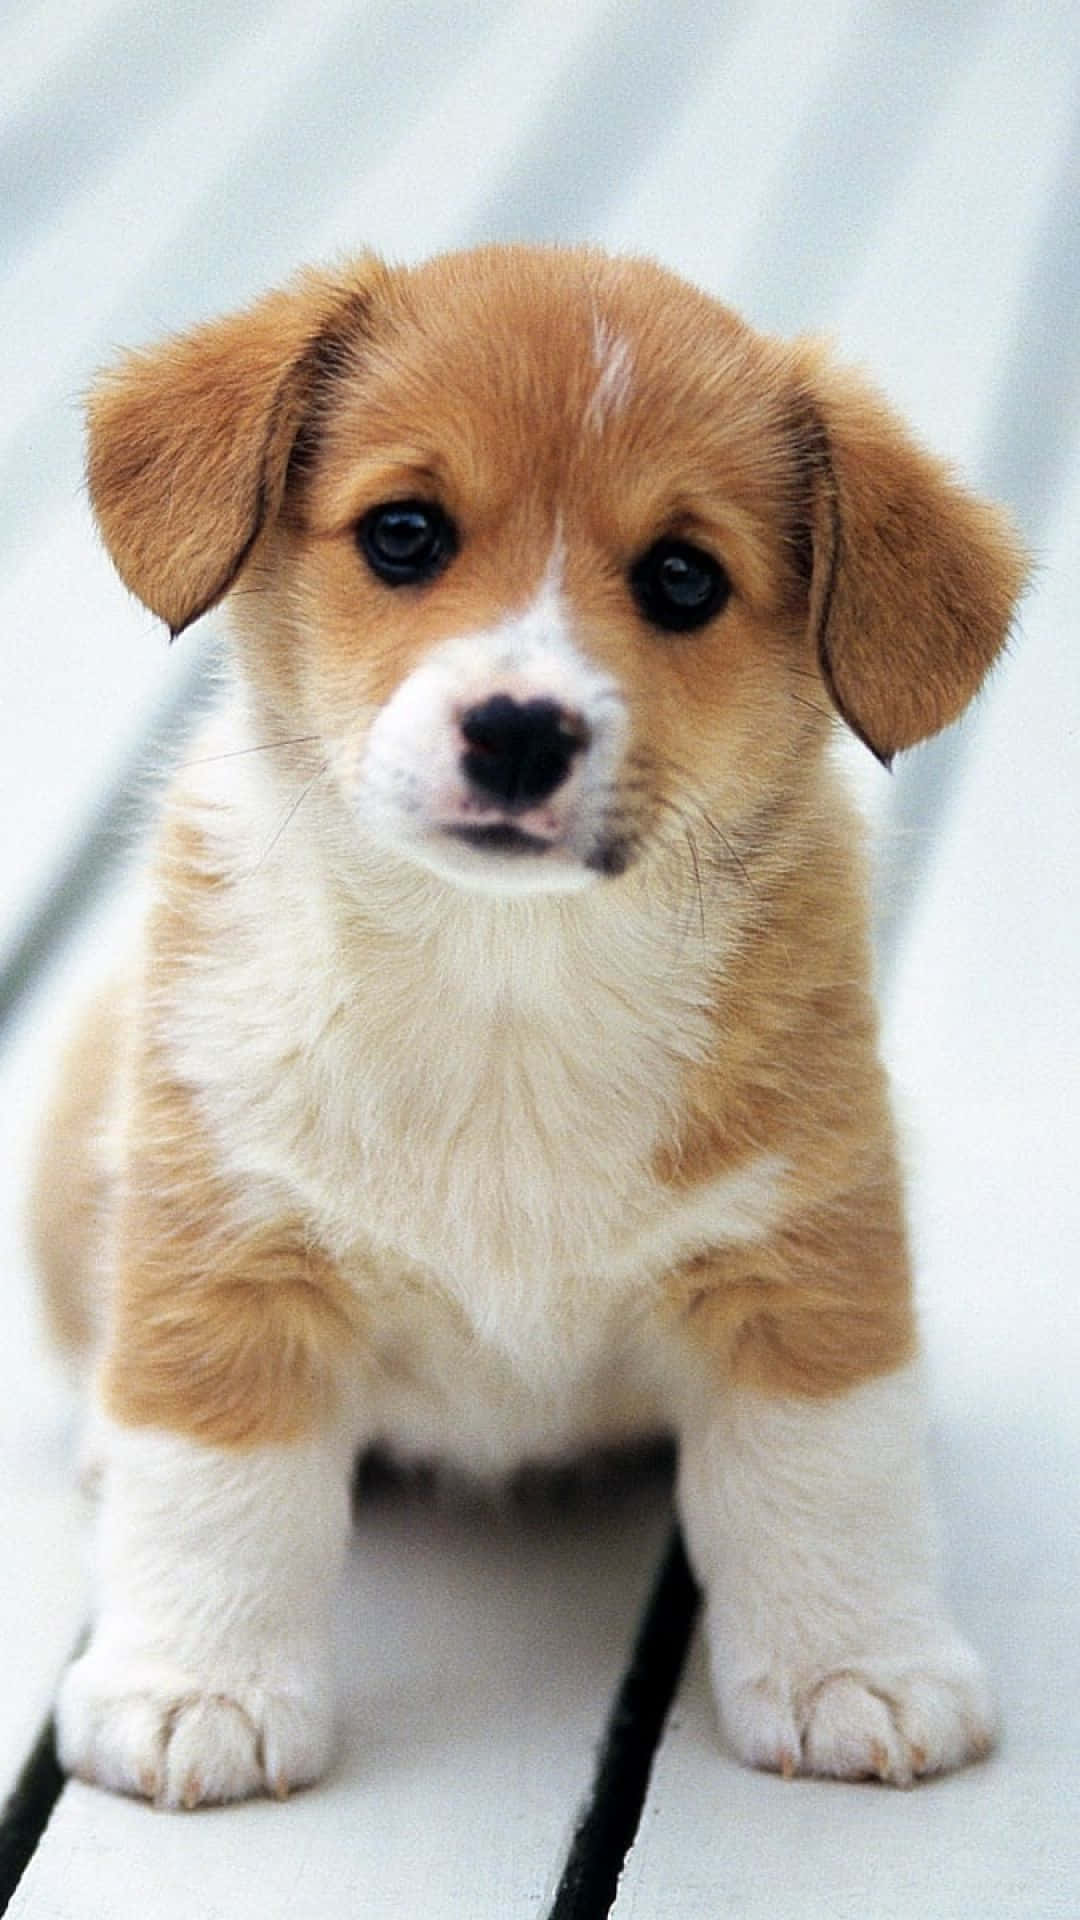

[87,246,1028,896]
[241,255,812,897]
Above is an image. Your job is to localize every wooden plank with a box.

[8,1479,673,1919]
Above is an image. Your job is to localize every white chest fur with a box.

[159,725,783,1438]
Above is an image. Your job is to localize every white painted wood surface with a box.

[3,2,1078,1912]
[9,1478,672,1918]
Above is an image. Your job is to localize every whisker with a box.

[247,764,327,876]
[185,734,322,767]
[699,809,754,891]
[683,823,707,949]
[646,788,753,893]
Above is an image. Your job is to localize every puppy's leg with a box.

[58,1415,353,1808]
[678,1362,994,1785]
[53,1047,364,1806]
[667,1172,993,1785]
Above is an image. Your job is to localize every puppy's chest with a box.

[193,906,712,1313]
[306,967,697,1294]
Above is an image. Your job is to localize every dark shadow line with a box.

[0,1716,64,1916]
[546,1526,700,1920]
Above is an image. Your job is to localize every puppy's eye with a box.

[630,538,731,633]
[357,500,458,586]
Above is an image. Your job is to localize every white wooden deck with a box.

[2,3,1078,1913]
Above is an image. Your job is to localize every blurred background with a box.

[2,0,1078,984]
[1,4,1077,1910]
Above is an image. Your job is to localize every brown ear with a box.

[86,260,386,636]
[797,350,1029,765]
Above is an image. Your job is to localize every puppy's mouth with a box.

[448,822,555,856]
[435,815,633,882]
[431,809,619,887]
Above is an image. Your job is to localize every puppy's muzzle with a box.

[355,624,629,890]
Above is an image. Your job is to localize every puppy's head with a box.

[88,247,1028,897]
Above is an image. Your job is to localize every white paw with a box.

[57,1646,334,1808]
[717,1637,996,1786]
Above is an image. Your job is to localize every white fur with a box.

[608,1151,790,1282]
[57,1420,353,1807]
[353,565,628,894]
[587,317,634,430]
[677,1362,996,1782]
[161,690,781,1463]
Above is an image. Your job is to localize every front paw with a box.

[715,1635,996,1786]
[57,1644,334,1808]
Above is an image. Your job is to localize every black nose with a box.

[460,695,587,808]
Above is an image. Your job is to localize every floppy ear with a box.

[796,350,1029,765]
[86,260,385,636]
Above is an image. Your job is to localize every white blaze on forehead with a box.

[587,316,634,431]
[484,532,568,673]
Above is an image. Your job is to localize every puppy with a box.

[31,245,1027,1808]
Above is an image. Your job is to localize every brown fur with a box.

[651,778,917,1394]
[664,1147,916,1397]
[29,981,124,1360]
[100,817,364,1447]
[794,351,1029,764]
[42,246,1028,1451]
[86,261,389,636]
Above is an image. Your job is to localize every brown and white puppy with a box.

[32,246,1027,1808]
